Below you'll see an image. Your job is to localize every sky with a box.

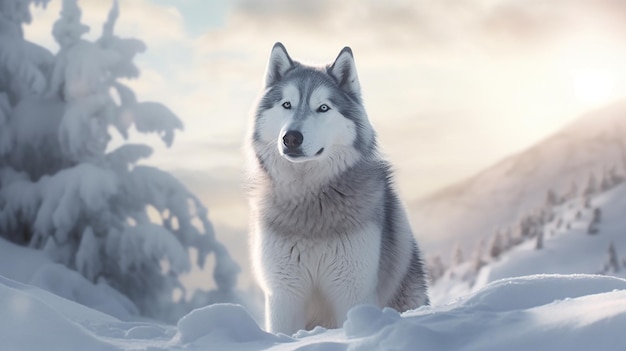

[23,0,626,289]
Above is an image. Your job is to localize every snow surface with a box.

[2,273,625,350]
[431,180,626,305]
[0,237,138,320]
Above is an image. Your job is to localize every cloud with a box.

[197,0,626,59]
[25,0,626,200]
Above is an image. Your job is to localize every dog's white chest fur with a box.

[247,42,429,335]
[252,222,381,333]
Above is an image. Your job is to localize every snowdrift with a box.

[2,274,625,351]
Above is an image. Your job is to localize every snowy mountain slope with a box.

[411,99,626,256]
[2,274,626,350]
[487,183,626,281]
[431,180,626,305]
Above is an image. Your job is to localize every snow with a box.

[129,102,184,147]
[114,223,190,275]
[1,272,625,350]
[487,184,626,281]
[29,263,138,320]
[0,36,49,96]
[4,235,624,350]
[34,163,118,244]
[430,180,626,305]
[0,236,50,283]
[0,237,138,320]
[75,226,101,280]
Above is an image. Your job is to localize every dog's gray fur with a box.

[247,42,429,334]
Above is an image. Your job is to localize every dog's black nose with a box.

[282,130,303,150]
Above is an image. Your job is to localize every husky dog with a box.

[246,42,429,335]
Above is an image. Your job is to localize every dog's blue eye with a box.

[317,104,330,113]
[282,101,291,109]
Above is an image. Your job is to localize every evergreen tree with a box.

[500,228,513,252]
[607,242,620,273]
[488,231,503,259]
[535,229,544,250]
[0,0,240,322]
[472,238,487,272]
[555,217,562,229]
[593,208,602,222]
[588,208,601,235]
[608,166,624,186]
[451,242,464,267]
[575,210,583,219]
[545,189,558,207]
[426,255,446,283]
[518,215,533,238]
[583,173,597,197]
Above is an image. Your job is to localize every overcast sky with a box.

[23,0,626,288]
[24,0,626,191]
[25,0,626,197]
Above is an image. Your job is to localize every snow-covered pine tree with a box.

[607,242,620,273]
[583,173,597,197]
[608,165,624,186]
[588,208,601,235]
[535,229,544,250]
[0,0,240,322]
[500,227,513,251]
[426,255,446,283]
[472,238,486,273]
[575,209,583,219]
[451,241,464,267]
[593,208,602,223]
[0,0,52,159]
[517,213,540,239]
[488,231,503,259]
[545,189,559,207]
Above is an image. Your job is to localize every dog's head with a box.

[251,43,374,166]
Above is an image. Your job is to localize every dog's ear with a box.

[265,42,294,87]
[328,47,361,98]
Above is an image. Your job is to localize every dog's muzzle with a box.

[280,130,324,161]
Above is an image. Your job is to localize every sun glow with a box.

[570,68,616,108]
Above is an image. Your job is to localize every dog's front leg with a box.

[326,226,381,326]
[265,289,306,335]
